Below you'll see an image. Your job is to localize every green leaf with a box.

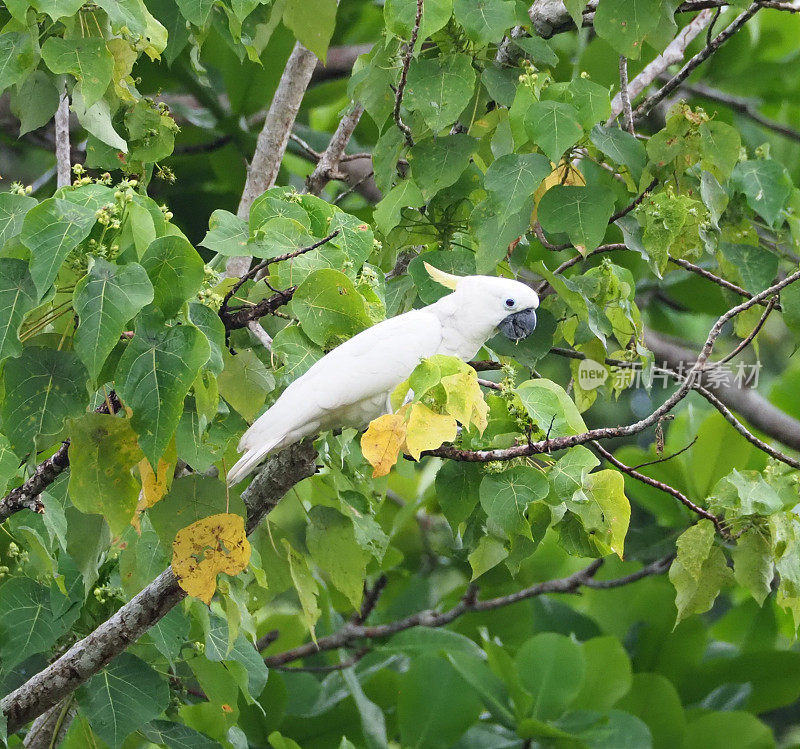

[720,243,778,294]
[116,317,210,466]
[731,159,793,228]
[538,185,616,253]
[732,528,773,606]
[29,0,86,19]
[515,378,587,437]
[0,258,37,366]
[408,249,476,303]
[480,467,549,537]
[41,37,114,108]
[73,258,154,383]
[515,632,586,720]
[435,460,482,529]
[0,32,36,91]
[409,134,477,200]
[470,198,532,273]
[594,0,661,59]
[1,347,88,454]
[174,0,214,25]
[405,53,476,133]
[149,475,245,545]
[187,301,226,376]
[0,578,71,671]
[12,71,60,136]
[292,268,373,348]
[781,281,800,339]
[200,210,249,256]
[72,89,128,152]
[525,101,583,163]
[384,0,453,40]
[683,712,773,749]
[80,653,170,749]
[0,192,36,247]
[453,0,516,43]
[484,152,551,215]
[570,77,612,129]
[68,414,144,535]
[547,444,599,502]
[513,36,558,67]
[141,720,219,749]
[271,325,324,379]
[217,348,274,422]
[140,235,205,318]
[670,520,733,624]
[20,197,97,298]
[283,539,321,638]
[699,121,741,181]
[204,613,269,699]
[469,534,510,580]
[572,468,631,559]
[447,652,515,727]
[398,655,482,749]
[617,673,686,749]
[709,469,784,517]
[590,124,646,183]
[573,636,632,711]
[373,179,425,235]
[283,0,337,62]
[306,506,370,610]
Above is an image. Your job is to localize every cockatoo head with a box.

[424,263,539,340]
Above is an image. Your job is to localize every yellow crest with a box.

[423,261,460,290]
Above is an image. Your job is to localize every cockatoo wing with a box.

[227,308,443,484]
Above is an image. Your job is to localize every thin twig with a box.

[630,438,698,471]
[264,556,671,667]
[717,297,776,365]
[592,441,729,537]
[609,178,659,223]
[393,0,423,146]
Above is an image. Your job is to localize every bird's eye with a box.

[505,298,515,308]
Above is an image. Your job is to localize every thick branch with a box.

[54,89,71,188]
[305,104,365,196]
[2,442,318,733]
[228,42,319,277]
[264,556,671,666]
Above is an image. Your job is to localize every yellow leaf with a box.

[405,403,458,460]
[361,411,408,477]
[441,371,489,433]
[132,439,176,532]
[531,161,586,222]
[172,513,251,604]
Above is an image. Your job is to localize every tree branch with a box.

[263,556,672,666]
[305,103,365,196]
[54,88,71,189]
[633,4,762,122]
[1,442,318,733]
[591,441,729,536]
[227,42,319,277]
[616,56,635,134]
[609,9,714,120]
[393,0,423,147]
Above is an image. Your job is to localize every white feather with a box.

[226,274,539,485]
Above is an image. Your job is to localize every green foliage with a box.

[2,0,800,745]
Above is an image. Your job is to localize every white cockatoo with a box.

[226,264,539,485]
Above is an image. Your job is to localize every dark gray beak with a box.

[497,308,537,340]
